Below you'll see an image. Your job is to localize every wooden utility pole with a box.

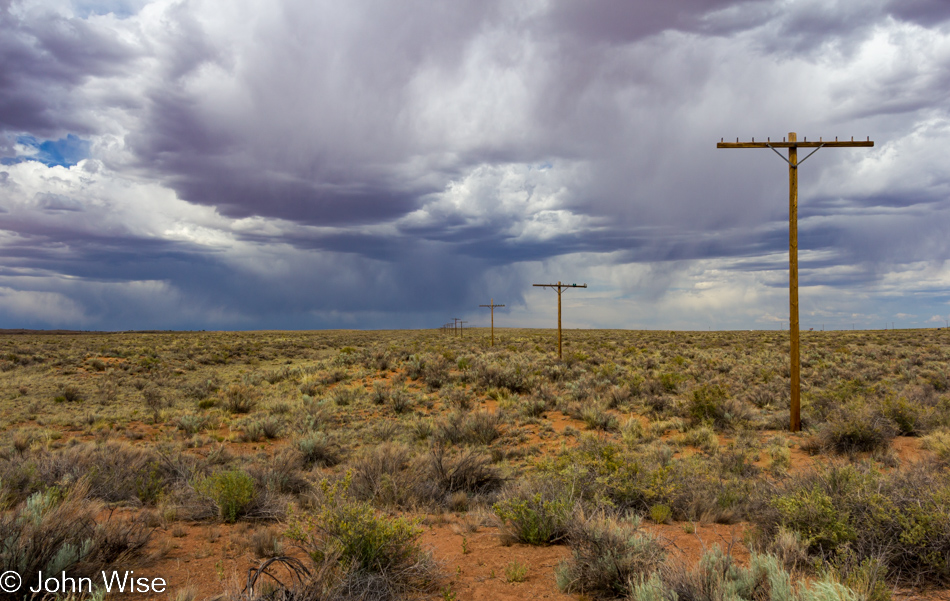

[718,133,873,432]
[459,320,467,338]
[532,281,587,359]
[479,299,505,346]
[452,318,461,337]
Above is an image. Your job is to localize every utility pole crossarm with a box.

[717,139,873,149]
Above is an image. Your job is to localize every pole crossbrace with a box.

[718,132,873,432]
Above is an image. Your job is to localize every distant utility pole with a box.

[479,299,505,346]
[459,320,467,338]
[452,318,461,336]
[718,132,873,433]
[532,281,587,359]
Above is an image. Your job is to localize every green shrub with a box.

[195,468,256,523]
[505,560,528,583]
[347,443,423,508]
[286,474,438,599]
[472,359,532,393]
[763,463,950,583]
[880,395,926,435]
[330,386,363,406]
[920,428,950,464]
[649,504,672,524]
[493,489,572,545]
[772,483,857,553]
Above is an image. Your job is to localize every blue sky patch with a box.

[1,134,91,168]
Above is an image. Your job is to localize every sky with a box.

[1,0,950,332]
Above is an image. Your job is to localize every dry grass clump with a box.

[814,400,898,455]
[634,547,864,601]
[0,440,176,506]
[0,480,150,588]
[434,410,501,446]
[555,512,666,598]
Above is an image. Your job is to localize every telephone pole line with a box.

[479,299,505,346]
[452,318,461,337]
[532,281,587,359]
[718,132,873,432]
[459,320,467,338]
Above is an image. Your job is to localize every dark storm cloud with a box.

[886,0,950,25]
[121,0,507,228]
[0,3,139,135]
[544,0,771,43]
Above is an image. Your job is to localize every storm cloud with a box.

[0,0,949,330]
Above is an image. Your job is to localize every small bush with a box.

[436,411,501,446]
[582,406,619,432]
[920,428,950,464]
[294,432,343,467]
[241,415,285,442]
[348,444,423,509]
[493,487,572,545]
[195,468,257,523]
[331,386,364,407]
[61,385,84,403]
[286,475,438,600]
[556,513,665,598]
[648,547,861,601]
[390,387,414,414]
[762,462,950,583]
[371,381,391,405]
[505,560,529,583]
[0,481,150,589]
[176,413,212,435]
[425,444,503,501]
[649,504,672,524]
[818,401,897,454]
[224,384,260,414]
[423,355,452,390]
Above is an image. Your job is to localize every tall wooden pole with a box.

[788,133,801,432]
[557,282,562,358]
[533,281,587,360]
[717,133,873,432]
[479,299,505,346]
